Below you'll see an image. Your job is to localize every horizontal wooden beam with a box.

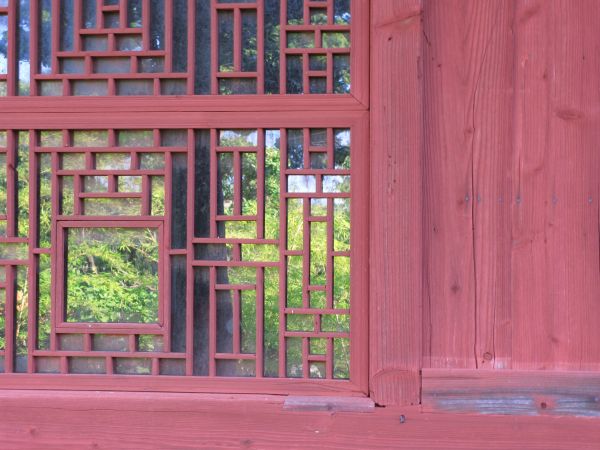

[0,374,366,397]
[0,110,367,130]
[422,369,600,417]
[1,390,599,449]
[0,95,367,114]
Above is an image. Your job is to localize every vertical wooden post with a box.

[370,0,423,405]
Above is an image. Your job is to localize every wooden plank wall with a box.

[421,0,600,372]
[423,0,600,370]
[372,0,600,405]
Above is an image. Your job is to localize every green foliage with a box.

[37,254,51,349]
[66,228,159,324]
[17,132,29,238]
[14,266,28,358]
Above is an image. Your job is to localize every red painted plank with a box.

[423,0,482,369]
[468,1,515,370]
[349,0,370,107]
[422,0,519,370]
[0,391,599,449]
[0,110,366,130]
[511,0,600,370]
[422,0,600,372]
[369,0,423,405]
[511,0,556,371]
[0,96,366,113]
[0,373,365,396]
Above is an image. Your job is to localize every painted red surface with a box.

[369,0,600,406]
[420,0,600,374]
[0,3,598,444]
[2,390,600,449]
[369,0,423,406]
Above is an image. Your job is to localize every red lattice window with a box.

[0,0,368,396]
[0,0,367,99]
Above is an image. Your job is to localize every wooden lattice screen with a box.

[0,0,368,395]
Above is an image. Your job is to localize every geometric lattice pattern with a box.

[282,0,351,94]
[37,0,191,96]
[0,0,352,96]
[0,127,352,379]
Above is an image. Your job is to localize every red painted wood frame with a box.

[0,115,369,396]
[0,0,370,398]
[0,0,369,103]
[54,220,167,334]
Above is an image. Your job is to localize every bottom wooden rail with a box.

[0,374,365,397]
[422,368,600,417]
[0,389,599,449]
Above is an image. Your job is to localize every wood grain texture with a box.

[0,110,366,129]
[422,0,600,371]
[369,0,423,405]
[0,374,366,397]
[423,369,600,417]
[510,0,555,372]
[1,391,599,449]
[511,0,600,371]
[469,1,515,371]
[422,0,514,370]
[0,95,366,113]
